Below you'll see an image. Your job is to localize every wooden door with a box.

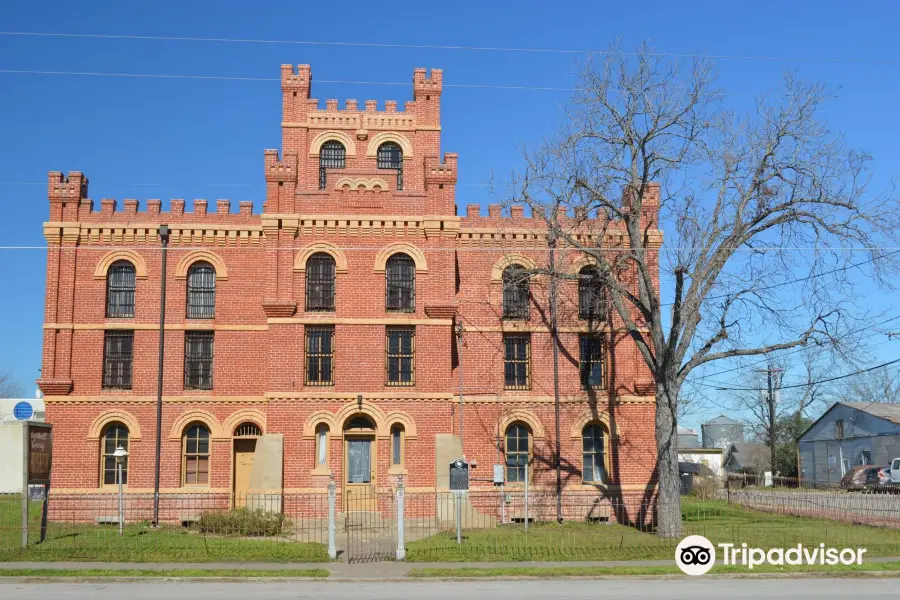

[344,436,376,511]
[233,439,257,507]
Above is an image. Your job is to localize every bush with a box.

[192,508,289,537]
[691,475,721,500]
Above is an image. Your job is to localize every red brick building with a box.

[38,64,661,523]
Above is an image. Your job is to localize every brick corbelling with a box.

[37,379,73,395]
[262,300,298,318]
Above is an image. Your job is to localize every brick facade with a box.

[39,64,661,524]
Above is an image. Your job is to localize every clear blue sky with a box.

[2,1,899,428]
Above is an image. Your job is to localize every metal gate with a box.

[344,487,396,563]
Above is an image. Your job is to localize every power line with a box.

[0,69,892,102]
[708,357,900,392]
[3,31,900,66]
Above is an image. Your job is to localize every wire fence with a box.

[2,477,900,563]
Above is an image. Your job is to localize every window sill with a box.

[310,465,332,476]
[388,465,408,476]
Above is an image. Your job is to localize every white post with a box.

[117,462,124,536]
[524,461,529,533]
[396,475,406,560]
[21,423,28,549]
[455,492,462,545]
[327,475,336,560]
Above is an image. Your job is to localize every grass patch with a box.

[0,568,329,578]
[0,498,327,563]
[409,562,900,578]
[405,497,900,562]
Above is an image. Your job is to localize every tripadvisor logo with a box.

[675,535,716,576]
[675,535,868,575]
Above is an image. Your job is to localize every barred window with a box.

[183,424,210,486]
[306,253,335,311]
[184,331,214,390]
[385,253,415,312]
[505,423,531,483]
[582,423,608,484]
[504,334,531,390]
[579,335,605,389]
[377,141,403,191]
[106,261,136,318]
[187,262,216,319]
[386,326,415,386]
[103,330,134,390]
[319,140,346,189]
[101,423,129,486]
[502,264,530,320]
[316,424,329,466]
[306,326,334,386]
[578,266,607,320]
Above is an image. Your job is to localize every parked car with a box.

[878,466,892,485]
[840,466,882,492]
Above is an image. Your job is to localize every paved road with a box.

[0,579,896,599]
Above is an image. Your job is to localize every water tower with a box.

[702,415,744,449]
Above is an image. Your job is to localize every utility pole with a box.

[548,230,562,524]
[758,363,783,475]
[153,224,169,527]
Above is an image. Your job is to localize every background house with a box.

[723,442,770,474]
[798,402,900,487]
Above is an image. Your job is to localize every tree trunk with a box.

[655,379,682,538]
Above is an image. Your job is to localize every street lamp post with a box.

[153,224,170,527]
[113,445,129,537]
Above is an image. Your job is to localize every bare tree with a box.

[836,364,900,405]
[0,371,23,399]
[510,42,899,537]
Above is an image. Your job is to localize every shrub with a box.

[192,508,289,537]
[691,475,721,501]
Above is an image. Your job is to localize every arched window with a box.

[502,264,530,320]
[582,423,608,483]
[377,141,404,191]
[101,423,129,486]
[183,424,210,486]
[306,253,336,311]
[319,140,346,189]
[505,423,531,483]
[391,424,405,466]
[578,266,606,320]
[187,262,216,319]
[315,423,329,466]
[385,253,415,312]
[106,261,136,318]
[234,422,261,438]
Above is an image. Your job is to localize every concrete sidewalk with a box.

[0,559,674,579]
[1,557,898,579]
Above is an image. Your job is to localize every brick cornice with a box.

[261,301,297,318]
[37,379,73,395]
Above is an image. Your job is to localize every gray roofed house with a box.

[723,442,770,474]
[798,402,900,487]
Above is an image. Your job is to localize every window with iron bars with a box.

[318,140,346,190]
[186,262,216,319]
[386,326,415,386]
[306,253,336,311]
[184,331,214,390]
[106,261,136,318]
[502,264,530,320]
[504,334,531,390]
[377,141,403,191]
[578,266,607,321]
[385,253,415,312]
[579,334,606,390]
[102,330,134,389]
[305,326,334,386]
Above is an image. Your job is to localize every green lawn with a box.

[0,568,330,578]
[0,498,328,562]
[409,562,900,577]
[405,497,900,562]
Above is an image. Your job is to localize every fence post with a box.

[524,462,529,533]
[396,475,406,561]
[327,474,336,560]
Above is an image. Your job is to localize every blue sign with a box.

[13,401,33,420]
